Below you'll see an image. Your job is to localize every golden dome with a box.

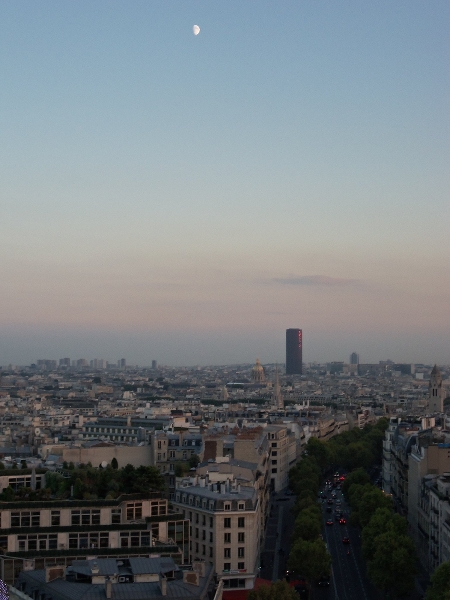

[251,358,265,382]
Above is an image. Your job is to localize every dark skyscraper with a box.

[350,352,359,365]
[286,328,302,375]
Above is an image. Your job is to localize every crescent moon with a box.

[193,25,200,36]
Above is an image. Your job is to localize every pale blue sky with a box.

[1,1,449,366]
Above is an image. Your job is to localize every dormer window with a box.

[224,503,231,511]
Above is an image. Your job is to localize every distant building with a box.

[152,360,157,370]
[350,352,359,365]
[429,365,444,412]
[286,329,302,375]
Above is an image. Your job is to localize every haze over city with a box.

[1,1,449,366]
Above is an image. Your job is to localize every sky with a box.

[1,1,449,367]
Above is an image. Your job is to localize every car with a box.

[331,493,337,499]
[317,576,331,587]
[339,518,347,525]
[342,537,350,544]
[335,514,341,522]
[326,520,334,526]
[327,499,333,505]
[336,499,341,505]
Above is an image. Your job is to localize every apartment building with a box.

[172,474,261,590]
[266,425,289,492]
[0,494,189,584]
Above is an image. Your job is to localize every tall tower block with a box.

[286,329,302,375]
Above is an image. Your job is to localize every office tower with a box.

[152,360,157,370]
[286,328,302,375]
[118,358,126,369]
[350,352,359,365]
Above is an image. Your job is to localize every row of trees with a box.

[287,441,331,584]
[343,468,417,597]
[0,463,165,501]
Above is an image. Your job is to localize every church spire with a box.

[273,364,284,410]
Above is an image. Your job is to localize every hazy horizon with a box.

[1,1,449,367]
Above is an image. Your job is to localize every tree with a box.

[248,580,298,600]
[358,488,392,527]
[288,538,331,582]
[111,457,119,470]
[292,512,321,542]
[305,438,330,472]
[426,560,450,600]
[362,508,407,561]
[189,454,200,469]
[342,467,370,498]
[367,530,416,597]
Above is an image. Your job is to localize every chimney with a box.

[160,575,167,596]
[105,578,112,599]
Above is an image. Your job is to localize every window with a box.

[238,532,245,543]
[224,503,231,511]
[209,532,213,543]
[169,450,175,458]
[238,547,244,557]
[11,512,40,528]
[51,511,60,526]
[195,542,199,552]
[126,503,142,520]
[72,509,100,526]
[224,548,231,558]
[224,518,231,528]
[202,545,206,555]
[238,503,245,510]
[209,517,213,527]
[195,528,199,538]
[238,517,245,528]
[271,442,277,447]
[238,562,245,570]
[272,451,277,456]
[209,547,213,558]
[112,509,122,525]
[202,515,206,526]
[158,441,162,449]
[224,533,231,543]
[224,563,231,572]
[272,460,277,465]
[202,531,206,540]
[272,468,277,473]
[17,534,57,552]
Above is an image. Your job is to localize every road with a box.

[321,484,379,600]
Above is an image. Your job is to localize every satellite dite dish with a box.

[193,25,200,36]
[101,461,108,468]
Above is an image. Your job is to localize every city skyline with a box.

[1,1,449,366]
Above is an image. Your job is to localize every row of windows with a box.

[224,532,245,543]
[11,512,40,528]
[223,563,246,571]
[119,532,152,548]
[18,534,57,552]
[224,517,245,528]
[224,547,245,558]
[11,504,145,528]
[69,533,110,549]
